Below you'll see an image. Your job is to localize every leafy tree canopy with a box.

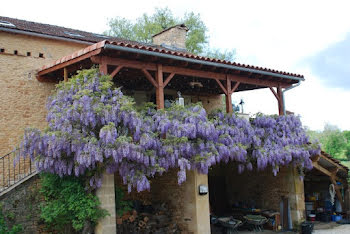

[308,124,350,160]
[105,7,235,61]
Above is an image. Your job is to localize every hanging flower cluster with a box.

[17,69,320,192]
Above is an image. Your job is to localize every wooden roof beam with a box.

[319,153,348,173]
[312,161,342,182]
[90,56,291,88]
[37,48,102,79]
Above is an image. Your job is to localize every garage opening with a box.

[208,162,299,233]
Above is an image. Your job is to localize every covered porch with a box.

[36,39,304,234]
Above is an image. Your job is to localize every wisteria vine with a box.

[17,69,320,192]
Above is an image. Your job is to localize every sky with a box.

[2,0,350,130]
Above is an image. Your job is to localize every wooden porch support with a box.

[330,176,345,209]
[277,86,284,115]
[225,76,233,113]
[110,66,124,78]
[312,161,345,209]
[216,76,240,113]
[63,67,68,82]
[156,64,164,109]
[99,63,108,75]
[270,86,284,115]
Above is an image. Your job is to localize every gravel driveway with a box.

[313,224,350,234]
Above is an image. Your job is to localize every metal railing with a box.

[0,150,36,193]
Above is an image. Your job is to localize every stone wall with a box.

[0,32,86,156]
[0,175,43,234]
[152,26,187,50]
[132,89,223,114]
[115,169,210,234]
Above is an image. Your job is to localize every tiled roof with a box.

[0,16,120,43]
[0,16,304,79]
[39,40,304,79]
[321,151,349,171]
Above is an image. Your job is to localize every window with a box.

[94,34,109,39]
[14,50,18,55]
[0,20,16,27]
[64,31,84,38]
[27,52,31,56]
[39,53,44,58]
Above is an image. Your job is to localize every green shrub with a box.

[115,186,132,217]
[39,173,108,232]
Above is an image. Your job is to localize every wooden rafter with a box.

[319,154,348,174]
[90,56,291,88]
[269,87,280,102]
[37,48,102,78]
[163,73,175,87]
[312,162,342,183]
[91,56,156,71]
[110,66,124,78]
[215,79,227,95]
[231,82,240,93]
[330,176,345,208]
[141,69,158,88]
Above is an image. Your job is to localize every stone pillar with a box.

[95,173,116,234]
[184,170,211,234]
[288,167,305,226]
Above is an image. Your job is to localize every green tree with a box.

[321,124,346,158]
[105,7,235,61]
[308,124,347,159]
[343,130,350,160]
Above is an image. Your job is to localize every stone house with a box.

[0,16,348,234]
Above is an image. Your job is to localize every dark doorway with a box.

[209,175,228,215]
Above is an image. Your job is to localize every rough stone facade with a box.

[152,25,188,50]
[0,32,86,156]
[0,175,43,234]
[115,169,210,234]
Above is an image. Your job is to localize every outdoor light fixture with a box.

[239,99,245,113]
[198,184,208,195]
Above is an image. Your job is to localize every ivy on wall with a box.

[39,173,108,232]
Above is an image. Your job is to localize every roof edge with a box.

[104,43,305,81]
[0,27,92,45]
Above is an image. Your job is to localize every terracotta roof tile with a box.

[39,40,305,79]
[321,151,349,171]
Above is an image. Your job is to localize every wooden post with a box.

[277,86,284,115]
[330,176,345,210]
[99,63,108,75]
[225,76,233,113]
[156,64,164,109]
[63,67,68,82]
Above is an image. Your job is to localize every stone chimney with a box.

[152,24,188,51]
